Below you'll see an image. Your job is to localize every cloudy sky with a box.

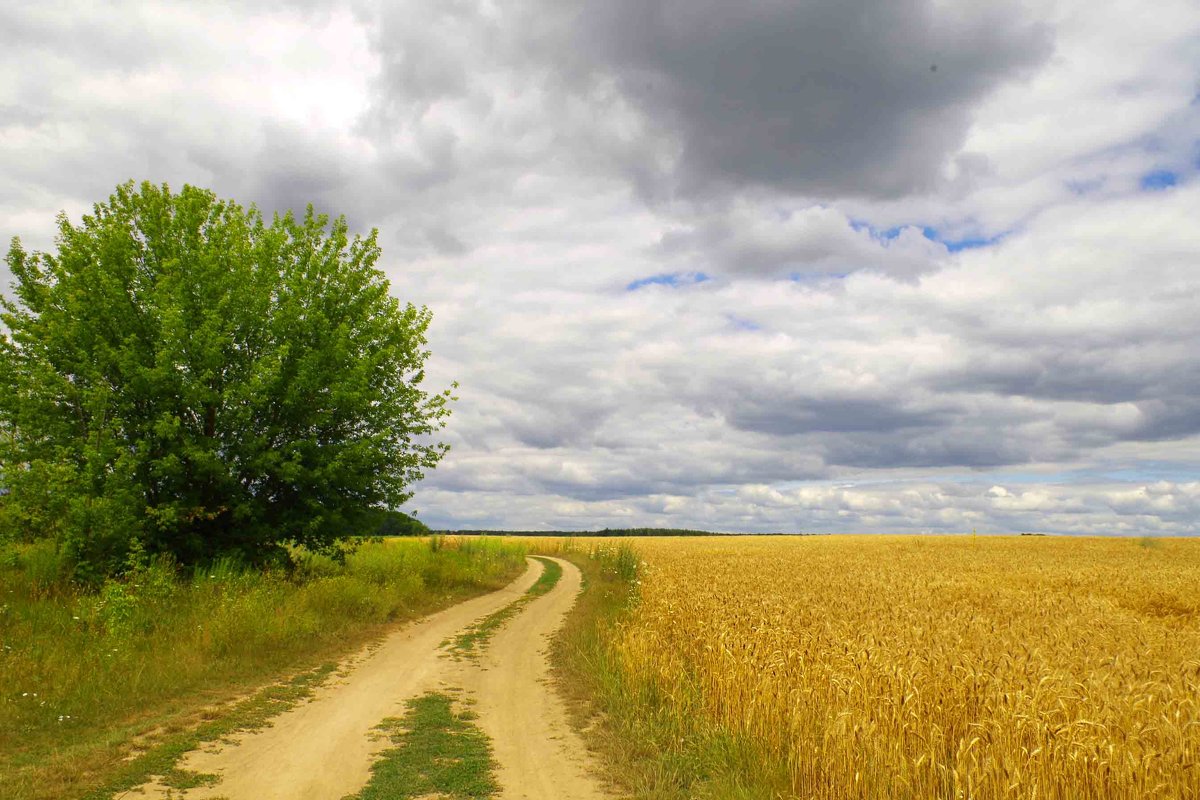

[3,0,1199,534]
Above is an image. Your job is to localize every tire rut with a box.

[453,557,611,800]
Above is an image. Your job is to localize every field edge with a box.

[546,543,791,800]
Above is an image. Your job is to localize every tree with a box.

[0,181,452,574]
[366,509,431,537]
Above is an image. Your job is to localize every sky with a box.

[2,0,1199,535]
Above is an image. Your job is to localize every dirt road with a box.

[457,557,609,799]
[124,556,610,800]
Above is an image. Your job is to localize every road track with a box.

[123,556,610,800]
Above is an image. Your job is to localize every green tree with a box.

[0,181,452,574]
[365,508,431,537]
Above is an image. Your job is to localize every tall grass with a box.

[0,535,526,790]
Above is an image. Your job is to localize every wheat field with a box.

[603,535,1199,799]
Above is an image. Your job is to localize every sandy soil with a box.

[123,561,541,800]
[457,556,611,800]
[121,556,612,800]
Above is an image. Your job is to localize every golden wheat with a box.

[601,535,1199,799]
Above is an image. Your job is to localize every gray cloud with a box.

[524,0,1053,200]
[408,184,1200,517]
[725,395,948,436]
[655,205,947,278]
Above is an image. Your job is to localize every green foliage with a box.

[591,541,643,584]
[366,508,430,537]
[0,181,453,573]
[3,538,73,596]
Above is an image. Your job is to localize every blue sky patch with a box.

[789,271,849,283]
[626,271,710,291]
[921,226,1006,252]
[850,219,904,242]
[854,220,1004,251]
[1140,169,1178,190]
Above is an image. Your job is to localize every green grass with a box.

[446,556,563,659]
[0,535,527,800]
[348,692,499,800]
[548,541,790,800]
[528,555,564,596]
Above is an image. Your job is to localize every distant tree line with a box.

[446,528,730,537]
[442,528,824,537]
[364,510,430,537]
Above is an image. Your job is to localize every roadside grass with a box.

[0,535,527,800]
[82,660,338,799]
[548,540,790,800]
[446,555,563,659]
[348,692,499,800]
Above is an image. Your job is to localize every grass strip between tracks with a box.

[347,692,499,799]
[445,556,563,660]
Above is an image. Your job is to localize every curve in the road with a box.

[124,561,543,800]
[122,556,613,800]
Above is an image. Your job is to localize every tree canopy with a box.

[0,181,452,575]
